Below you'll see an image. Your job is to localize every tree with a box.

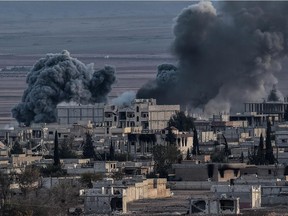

[221,134,230,157]
[256,134,265,165]
[59,137,77,159]
[207,164,214,179]
[211,151,226,163]
[18,166,40,197]
[0,172,11,213]
[109,141,115,161]
[192,128,200,155]
[168,111,194,132]
[53,131,60,166]
[40,164,66,177]
[83,132,95,159]
[152,144,181,178]
[284,107,288,121]
[240,152,244,163]
[80,173,103,188]
[10,141,23,154]
[248,147,258,165]
[112,171,124,180]
[265,120,276,164]
[165,127,176,145]
[186,148,191,160]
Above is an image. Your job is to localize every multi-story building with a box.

[104,98,180,131]
[244,101,288,122]
[57,103,105,125]
[56,99,180,132]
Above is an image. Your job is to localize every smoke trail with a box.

[137,1,288,114]
[12,50,116,126]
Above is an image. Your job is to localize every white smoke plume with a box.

[111,91,136,107]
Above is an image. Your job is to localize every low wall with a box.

[262,186,288,206]
[169,181,228,190]
[41,176,80,189]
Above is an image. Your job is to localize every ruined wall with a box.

[173,163,218,181]
[11,155,42,167]
[262,186,288,206]
[122,178,171,213]
[211,185,261,209]
[169,181,228,190]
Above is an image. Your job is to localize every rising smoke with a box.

[137,63,178,104]
[12,50,116,126]
[267,85,283,102]
[111,91,136,107]
[137,1,288,114]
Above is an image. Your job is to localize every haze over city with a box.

[1,1,288,215]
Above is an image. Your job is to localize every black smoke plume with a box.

[12,50,116,126]
[137,63,178,104]
[137,1,288,114]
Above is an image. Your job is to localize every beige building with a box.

[11,154,42,167]
[81,178,171,214]
[56,99,180,132]
[148,105,180,130]
[105,98,179,132]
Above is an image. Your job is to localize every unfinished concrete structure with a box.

[262,186,288,206]
[189,196,240,215]
[211,185,261,209]
[56,99,179,132]
[104,98,180,131]
[244,101,288,122]
[57,103,105,125]
[80,178,171,214]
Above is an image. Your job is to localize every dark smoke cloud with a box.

[12,50,116,126]
[137,63,178,104]
[137,1,288,114]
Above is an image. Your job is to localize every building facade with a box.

[244,101,288,121]
[57,103,105,125]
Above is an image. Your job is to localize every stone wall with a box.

[211,185,261,209]
[169,181,228,190]
[262,186,288,206]
[122,178,171,213]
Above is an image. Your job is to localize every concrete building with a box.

[56,99,180,133]
[104,98,180,131]
[189,196,240,215]
[172,162,253,182]
[230,112,278,127]
[244,101,288,122]
[211,185,261,209]
[148,104,180,130]
[57,103,105,125]
[80,178,171,214]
